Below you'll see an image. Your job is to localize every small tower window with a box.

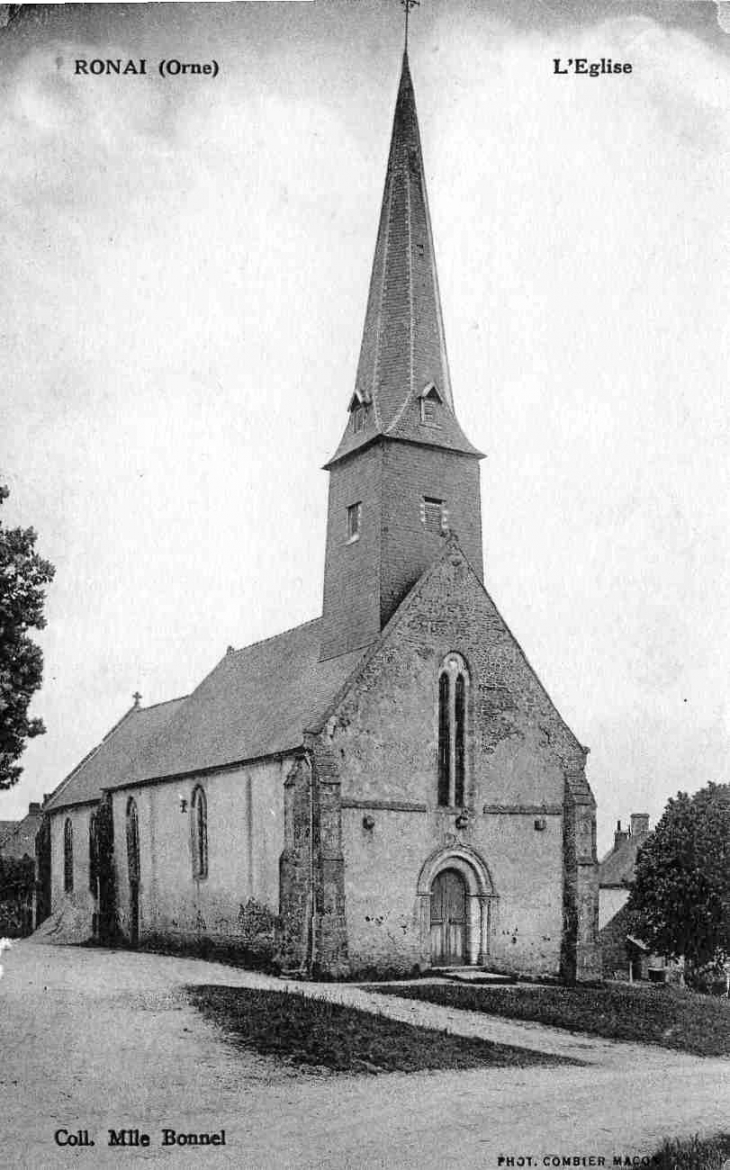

[347,502,362,543]
[191,785,208,880]
[348,392,369,434]
[64,818,74,894]
[437,654,469,808]
[422,496,447,536]
[419,382,442,427]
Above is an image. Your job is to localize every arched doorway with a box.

[126,797,140,947]
[430,869,467,966]
[417,845,497,968]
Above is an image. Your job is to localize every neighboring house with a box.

[38,50,600,981]
[598,814,650,932]
[599,813,677,982]
[0,821,18,846]
[0,802,43,936]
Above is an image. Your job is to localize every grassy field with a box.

[187,985,574,1073]
[652,1134,730,1169]
[369,981,730,1056]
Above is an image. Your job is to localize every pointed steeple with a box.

[319,50,484,662]
[326,52,482,467]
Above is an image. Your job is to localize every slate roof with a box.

[109,619,366,787]
[326,52,482,468]
[599,833,648,888]
[0,807,42,861]
[43,697,187,812]
[0,821,17,845]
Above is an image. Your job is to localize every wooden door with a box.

[430,869,467,966]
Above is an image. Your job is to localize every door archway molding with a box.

[416,845,497,967]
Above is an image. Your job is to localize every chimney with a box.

[630,813,650,838]
[43,793,52,806]
[614,819,629,850]
[28,802,41,815]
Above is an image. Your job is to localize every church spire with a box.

[320,48,484,661]
[326,50,481,468]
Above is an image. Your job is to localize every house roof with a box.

[326,52,482,468]
[0,807,42,861]
[111,619,366,787]
[0,821,17,845]
[599,834,646,888]
[43,697,187,812]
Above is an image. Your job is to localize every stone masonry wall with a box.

[111,759,284,956]
[313,540,599,979]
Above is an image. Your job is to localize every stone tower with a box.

[320,52,484,662]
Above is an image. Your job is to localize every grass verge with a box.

[368,982,730,1056]
[187,985,575,1073]
[652,1133,730,1169]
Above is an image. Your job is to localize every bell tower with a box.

[320,50,484,662]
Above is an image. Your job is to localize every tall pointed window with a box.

[63,818,74,893]
[191,785,208,880]
[126,797,140,886]
[89,811,99,896]
[437,654,469,807]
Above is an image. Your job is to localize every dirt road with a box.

[1,942,727,1168]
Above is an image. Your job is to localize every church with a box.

[38,49,600,982]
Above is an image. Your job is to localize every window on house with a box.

[64,818,74,893]
[346,502,362,542]
[191,785,208,880]
[352,404,365,433]
[423,496,446,536]
[437,654,469,808]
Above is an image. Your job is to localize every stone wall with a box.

[320,437,483,660]
[49,804,97,935]
[309,540,599,980]
[111,759,284,957]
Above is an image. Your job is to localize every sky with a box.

[1,0,728,854]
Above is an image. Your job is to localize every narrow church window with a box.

[438,673,450,806]
[126,797,140,886]
[89,811,99,896]
[423,497,445,536]
[437,654,469,808]
[454,673,466,807]
[64,818,74,893]
[346,502,362,543]
[191,785,208,879]
[352,404,365,433]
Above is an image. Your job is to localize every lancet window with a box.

[191,785,208,880]
[63,818,74,893]
[437,653,469,808]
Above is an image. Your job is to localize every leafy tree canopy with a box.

[628,783,730,975]
[0,484,55,790]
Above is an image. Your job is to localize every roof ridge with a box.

[140,694,189,712]
[227,616,320,658]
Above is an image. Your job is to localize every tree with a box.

[0,484,55,790]
[628,783,730,979]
